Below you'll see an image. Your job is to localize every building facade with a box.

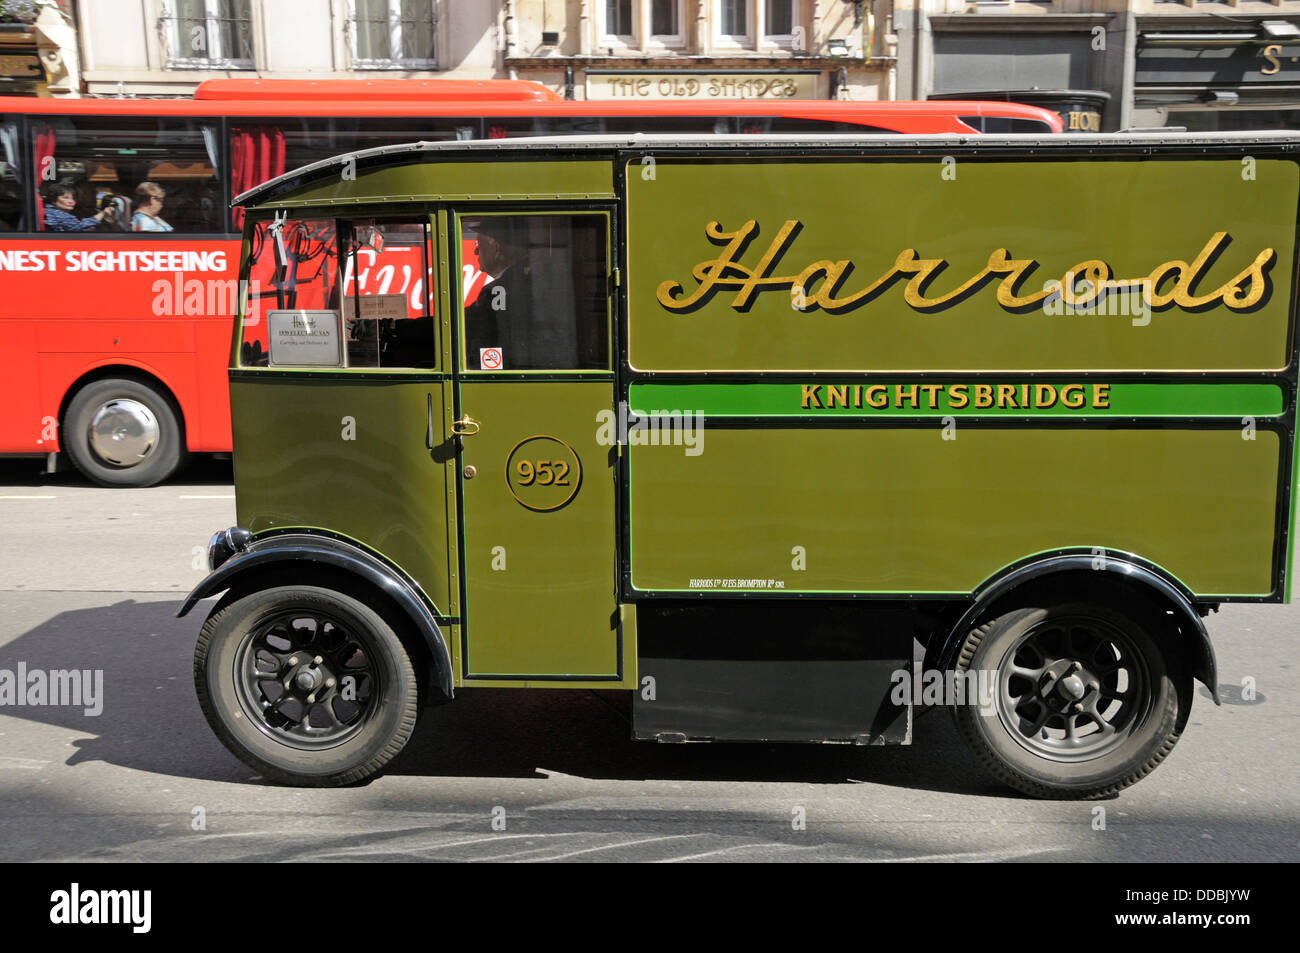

[5,0,1299,132]
[896,0,1300,131]
[500,1,895,101]
[59,1,894,101]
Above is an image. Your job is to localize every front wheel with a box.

[63,377,186,487]
[951,602,1186,799]
[194,585,420,786]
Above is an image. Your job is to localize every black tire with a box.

[63,377,186,487]
[194,585,420,787]
[951,602,1185,799]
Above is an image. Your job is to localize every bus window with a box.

[486,115,730,137]
[601,115,733,135]
[485,116,608,138]
[272,116,471,169]
[232,117,476,225]
[0,120,24,231]
[339,218,437,369]
[459,213,609,372]
[958,116,1057,134]
[32,116,222,233]
[740,116,898,134]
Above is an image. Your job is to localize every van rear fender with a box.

[925,554,1218,710]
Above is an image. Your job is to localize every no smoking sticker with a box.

[480,347,503,370]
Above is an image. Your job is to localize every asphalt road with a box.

[0,456,1296,863]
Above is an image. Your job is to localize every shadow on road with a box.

[0,456,233,488]
[0,595,1021,797]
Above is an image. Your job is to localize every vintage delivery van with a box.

[181,132,1299,798]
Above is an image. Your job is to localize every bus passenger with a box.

[43,181,115,232]
[131,182,173,233]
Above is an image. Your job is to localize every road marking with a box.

[179,495,235,500]
[537,833,699,862]
[657,842,808,863]
[873,846,1067,863]
[0,495,56,500]
[293,831,591,862]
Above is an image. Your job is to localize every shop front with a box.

[1135,18,1300,130]
[923,14,1123,131]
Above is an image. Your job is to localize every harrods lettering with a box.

[656,220,1275,315]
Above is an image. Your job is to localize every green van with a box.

[181,132,1299,798]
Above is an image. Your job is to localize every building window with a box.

[765,0,794,39]
[349,0,437,69]
[718,0,750,44]
[652,0,681,38]
[163,0,254,70]
[602,0,685,51]
[606,0,634,40]
[714,1,800,50]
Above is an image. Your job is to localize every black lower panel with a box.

[633,603,913,744]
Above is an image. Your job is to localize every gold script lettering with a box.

[657,221,1275,315]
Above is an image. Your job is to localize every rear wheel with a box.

[951,602,1185,799]
[194,585,420,787]
[63,377,186,487]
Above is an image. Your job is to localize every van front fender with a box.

[178,529,453,701]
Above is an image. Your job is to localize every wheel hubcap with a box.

[995,616,1152,762]
[1059,673,1086,700]
[87,399,158,467]
[234,612,378,750]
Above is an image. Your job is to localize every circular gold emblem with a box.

[504,435,582,512]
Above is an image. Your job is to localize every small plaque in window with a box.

[267,309,342,367]
[343,294,408,321]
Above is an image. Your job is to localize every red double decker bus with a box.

[0,80,1061,486]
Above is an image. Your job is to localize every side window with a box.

[34,116,222,233]
[459,213,609,372]
[241,217,339,367]
[240,216,436,370]
[339,219,437,369]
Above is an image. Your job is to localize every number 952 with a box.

[515,459,570,486]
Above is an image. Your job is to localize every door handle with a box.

[425,394,434,449]
[451,414,480,436]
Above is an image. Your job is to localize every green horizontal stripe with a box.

[627,382,1284,418]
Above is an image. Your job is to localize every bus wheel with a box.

[63,378,185,487]
[194,585,420,787]
[950,603,1184,799]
